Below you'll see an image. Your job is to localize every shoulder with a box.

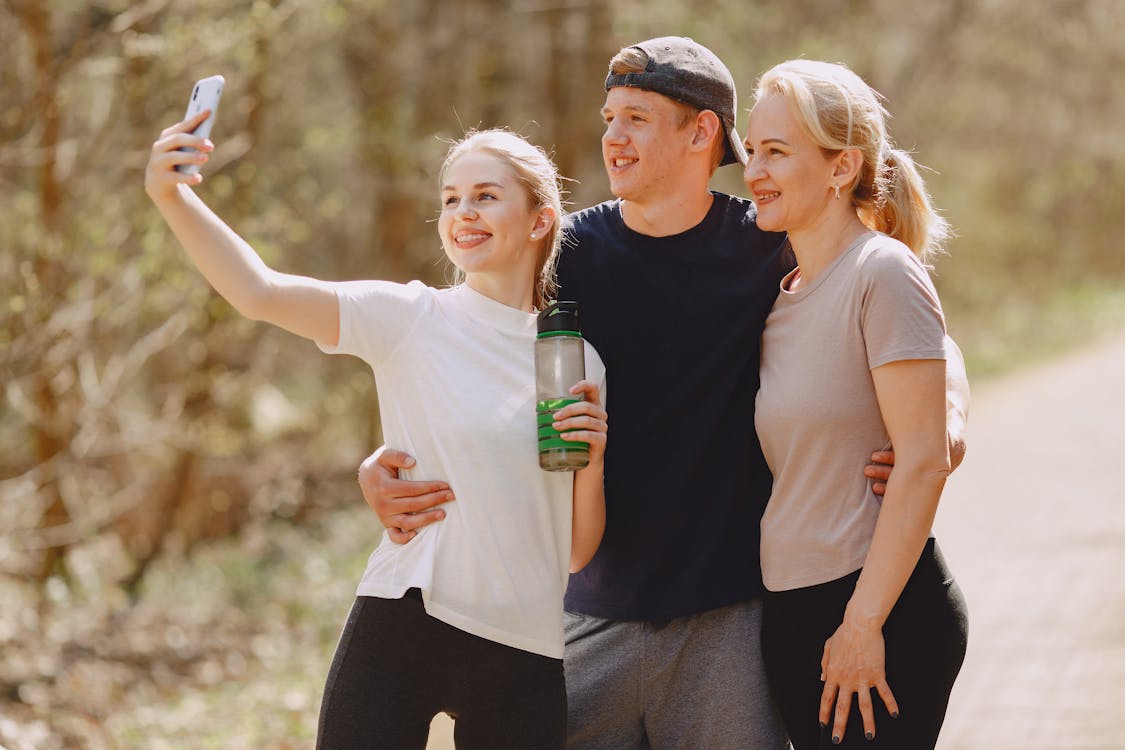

[334,279,439,320]
[337,278,436,303]
[713,191,756,217]
[711,191,758,226]
[558,201,621,279]
[710,192,788,252]
[855,234,930,280]
[856,233,919,264]
[852,234,943,313]
[564,200,621,240]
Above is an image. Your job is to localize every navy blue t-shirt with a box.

[559,193,791,621]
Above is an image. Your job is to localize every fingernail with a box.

[832,736,841,745]
[819,721,827,729]
[891,711,899,719]
[866,731,874,740]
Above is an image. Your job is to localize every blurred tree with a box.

[2,0,1125,746]
[1,0,1122,617]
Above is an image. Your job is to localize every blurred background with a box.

[2,0,1124,747]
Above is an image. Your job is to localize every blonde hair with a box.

[754,60,950,262]
[608,47,726,171]
[439,129,565,310]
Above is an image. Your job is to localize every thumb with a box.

[375,447,416,470]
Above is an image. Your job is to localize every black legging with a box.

[762,538,969,749]
[316,590,566,750]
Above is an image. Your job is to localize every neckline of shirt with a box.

[778,231,877,303]
[448,283,537,335]
[611,192,731,246]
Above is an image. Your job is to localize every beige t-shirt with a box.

[755,232,946,592]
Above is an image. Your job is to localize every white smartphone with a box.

[176,75,224,175]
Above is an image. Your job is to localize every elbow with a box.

[920,446,952,480]
[569,548,595,574]
[901,452,952,486]
[234,278,276,322]
[890,440,952,487]
[569,535,603,574]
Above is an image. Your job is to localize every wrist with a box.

[149,184,188,207]
[576,457,604,475]
[843,601,886,631]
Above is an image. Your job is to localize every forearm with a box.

[152,184,276,319]
[845,463,947,628]
[569,460,606,573]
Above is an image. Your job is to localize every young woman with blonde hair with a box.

[145,121,607,749]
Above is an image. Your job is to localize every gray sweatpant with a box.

[564,598,790,750]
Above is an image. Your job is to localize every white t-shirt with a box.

[318,281,606,658]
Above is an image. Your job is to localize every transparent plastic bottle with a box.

[535,301,589,471]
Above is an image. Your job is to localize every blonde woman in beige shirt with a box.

[744,60,969,749]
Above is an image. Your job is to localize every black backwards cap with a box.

[604,36,748,167]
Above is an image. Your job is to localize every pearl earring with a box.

[530,232,537,239]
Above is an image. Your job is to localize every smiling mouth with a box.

[611,157,637,168]
[755,191,780,203]
[455,232,490,246]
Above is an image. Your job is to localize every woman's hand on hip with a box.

[819,617,899,743]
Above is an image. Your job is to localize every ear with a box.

[690,109,723,156]
[531,205,556,237]
[832,148,864,190]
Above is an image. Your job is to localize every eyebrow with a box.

[600,104,653,117]
[441,181,506,192]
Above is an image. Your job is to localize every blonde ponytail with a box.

[864,147,950,265]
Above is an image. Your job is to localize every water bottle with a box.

[535,301,589,471]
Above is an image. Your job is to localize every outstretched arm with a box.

[145,110,340,345]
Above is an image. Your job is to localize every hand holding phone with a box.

[175,75,224,175]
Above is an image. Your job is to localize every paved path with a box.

[935,330,1125,750]
[426,331,1125,750]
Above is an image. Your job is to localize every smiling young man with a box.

[552,37,792,749]
[357,37,968,750]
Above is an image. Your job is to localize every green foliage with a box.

[2,0,1123,746]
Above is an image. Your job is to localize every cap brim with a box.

[722,124,748,167]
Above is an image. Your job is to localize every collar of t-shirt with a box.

[451,283,537,336]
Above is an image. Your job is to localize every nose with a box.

[742,152,763,186]
[453,199,478,220]
[603,119,627,146]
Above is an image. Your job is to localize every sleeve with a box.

[316,279,433,368]
[859,242,947,369]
